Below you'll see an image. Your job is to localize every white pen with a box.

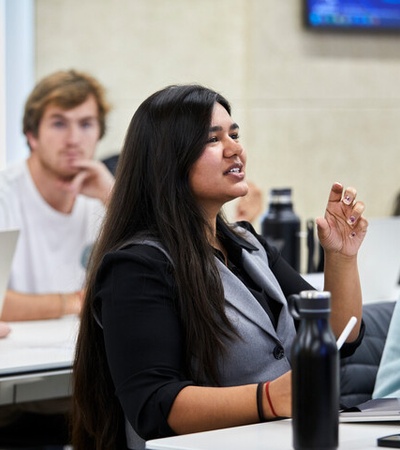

[336,316,357,350]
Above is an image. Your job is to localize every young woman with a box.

[72,84,367,450]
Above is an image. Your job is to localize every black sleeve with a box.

[235,221,365,357]
[96,245,193,440]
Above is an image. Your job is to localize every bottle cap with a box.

[269,188,293,204]
[296,290,331,315]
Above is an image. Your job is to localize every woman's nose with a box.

[224,138,243,157]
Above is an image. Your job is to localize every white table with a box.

[0,316,78,405]
[146,419,400,450]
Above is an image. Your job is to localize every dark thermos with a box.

[289,290,339,450]
[261,188,300,272]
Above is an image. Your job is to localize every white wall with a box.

[0,0,5,170]
[33,0,400,226]
[4,0,34,166]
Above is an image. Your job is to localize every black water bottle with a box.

[289,290,339,450]
[261,188,301,272]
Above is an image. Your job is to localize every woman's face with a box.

[189,102,248,216]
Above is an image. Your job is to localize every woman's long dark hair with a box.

[72,84,238,449]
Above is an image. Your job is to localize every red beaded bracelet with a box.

[265,381,278,418]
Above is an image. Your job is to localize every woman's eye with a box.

[207,136,218,144]
[230,133,240,140]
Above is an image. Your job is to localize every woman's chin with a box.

[237,185,249,198]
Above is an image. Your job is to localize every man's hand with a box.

[59,160,115,205]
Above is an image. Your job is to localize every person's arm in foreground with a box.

[168,372,290,435]
[317,182,367,341]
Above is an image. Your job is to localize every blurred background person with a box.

[0,69,114,322]
[235,180,263,224]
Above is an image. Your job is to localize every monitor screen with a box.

[304,0,400,31]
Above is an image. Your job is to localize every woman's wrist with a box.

[265,381,279,418]
[257,381,280,421]
[256,382,266,422]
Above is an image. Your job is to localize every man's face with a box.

[27,95,101,179]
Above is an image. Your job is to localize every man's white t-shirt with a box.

[0,161,105,293]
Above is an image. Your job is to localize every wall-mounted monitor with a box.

[304,0,400,32]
